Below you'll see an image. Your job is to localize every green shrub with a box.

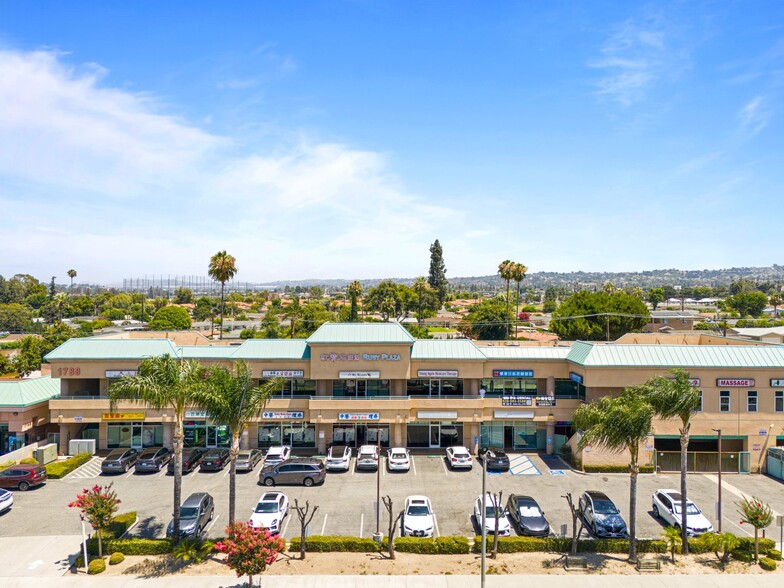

[736,537,775,555]
[45,452,93,479]
[19,457,39,465]
[87,558,106,575]
[288,535,383,553]
[583,465,654,474]
[87,538,171,556]
[172,537,215,563]
[471,536,666,554]
[394,536,470,554]
[768,549,781,561]
[732,549,753,563]
[106,512,137,539]
[0,460,15,472]
[108,552,125,565]
[73,554,85,568]
[760,557,777,571]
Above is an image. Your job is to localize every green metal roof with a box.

[567,341,784,368]
[479,346,572,360]
[411,340,485,360]
[230,340,310,360]
[45,338,178,361]
[179,346,237,359]
[307,322,414,344]
[0,376,60,407]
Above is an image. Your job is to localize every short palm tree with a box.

[194,361,284,522]
[770,294,782,318]
[497,260,515,338]
[108,354,206,542]
[208,251,238,340]
[347,280,363,322]
[643,369,701,555]
[573,390,654,563]
[661,526,681,563]
[67,269,77,291]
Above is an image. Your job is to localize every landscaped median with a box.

[288,535,470,554]
[45,452,93,479]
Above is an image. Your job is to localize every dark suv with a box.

[168,447,208,474]
[579,490,628,538]
[134,447,171,473]
[0,465,46,491]
[166,492,214,538]
[259,458,326,487]
[101,448,139,474]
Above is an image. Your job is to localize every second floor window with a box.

[720,390,731,413]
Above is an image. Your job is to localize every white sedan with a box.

[387,448,411,472]
[402,495,435,537]
[249,491,289,535]
[445,446,473,470]
[474,493,511,536]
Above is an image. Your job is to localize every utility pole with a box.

[605,314,610,341]
[713,428,722,532]
[481,449,487,588]
[373,426,383,546]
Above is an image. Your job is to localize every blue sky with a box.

[1,1,782,284]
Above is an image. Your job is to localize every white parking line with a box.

[320,513,328,535]
[433,513,440,538]
[124,468,135,478]
[205,513,220,535]
[440,457,449,475]
[281,513,291,537]
[382,459,386,476]
[351,458,356,476]
[359,513,364,538]
[158,468,168,478]
[411,456,417,476]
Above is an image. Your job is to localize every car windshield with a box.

[140,450,157,458]
[391,453,407,459]
[407,505,430,516]
[518,505,542,517]
[485,506,504,518]
[593,500,619,515]
[673,503,700,515]
[255,503,278,513]
[180,507,199,519]
[238,453,250,459]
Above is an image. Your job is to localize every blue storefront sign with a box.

[493,370,534,378]
[569,372,583,384]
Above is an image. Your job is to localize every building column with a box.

[246,423,259,449]
[316,380,331,396]
[547,376,555,397]
[316,424,327,454]
[58,423,71,455]
[546,421,555,455]
[162,422,173,450]
[466,379,480,396]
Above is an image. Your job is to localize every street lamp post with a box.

[713,428,722,533]
[373,426,382,545]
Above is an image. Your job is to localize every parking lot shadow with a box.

[133,515,165,539]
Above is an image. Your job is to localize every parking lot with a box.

[2,452,783,542]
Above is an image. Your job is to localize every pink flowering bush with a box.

[215,521,285,587]
[68,484,121,558]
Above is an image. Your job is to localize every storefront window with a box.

[331,424,356,446]
[406,379,464,396]
[407,423,430,447]
[264,379,317,397]
[480,421,543,450]
[555,379,584,399]
[331,424,388,447]
[107,422,163,448]
[481,378,538,396]
[406,422,462,448]
[258,424,283,447]
[184,421,207,447]
[333,380,390,397]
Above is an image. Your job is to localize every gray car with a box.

[258,458,326,487]
[101,448,139,474]
[166,492,214,538]
[236,449,263,472]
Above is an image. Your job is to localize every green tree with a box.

[647,288,665,311]
[173,287,193,304]
[109,355,207,543]
[193,297,215,321]
[12,336,44,376]
[148,305,192,331]
[0,303,33,332]
[427,239,448,307]
[208,251,238,340]
[573,390,654,563]
[738,496,774,562]
[464,297,510,340]
[726,291,768,317]
[661,526,681,563]
[346,281,362,322]
[68,484,120,559]
[194,362,283,522]
[67,269,77,291]
[497,260,515,339]
[49,276,56,300]
[643,369,701,555]
[769,294,782,318]
[550,290,649,341]
[364,280,408,321]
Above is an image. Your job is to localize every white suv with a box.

[445,446,473,470]
[652,489,713,536]
[402,495,435,537]
[356,445,379,470]
[474,493,511,536]
[249,491,289,535]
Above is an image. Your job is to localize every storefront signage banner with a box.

[102,412,145,421]
[493,410,534,419]
[262,370,305,378]
[417,370,459,378]
[321,353,401,362]
[262,411,305,419]
[338,413,380,421]
[536,397,556,407]
[771,379,784,387]
[338,371,380,379]
[417,411,458,419]
[493,370,534,378]
[502,396,533,407]
[105,370,138,378]
[716,378,755,387]
[185,410,208,418]
[569,372,583,384]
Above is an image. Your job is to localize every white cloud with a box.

[738,96,770,137]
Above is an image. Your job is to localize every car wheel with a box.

[674,523,681,530]
[124,463,129,473]
[18,481,30,491]
[303,477,314,487]
[263,477,275,487]
[652,505,660,519]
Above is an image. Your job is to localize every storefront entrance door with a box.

[130,423,144,449]
[429,424,441,448]
[206,425,230,448]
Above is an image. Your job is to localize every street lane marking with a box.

[124,468,135,478]
[320,513,328,535]
[441,457,449,475]
[205,513,220,535]
[359,513,364,538]
[281,513,291,537]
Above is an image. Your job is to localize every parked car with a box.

[387,447,411,472]
[0,488,12,513]
[134,447,171,473]
[402,495,434,537]
[445,446,473,470]
[325,446,352,471]
[356,445,379,470]
[473,493,511,536]
[199,448,231,472]
[263,446,292,467]
[258,458,326,487]
[236,449,264,472]
[479,447,510,471]
[579,491,628,538]
[166,492,214,538]
[101,448,139,474]
[506,494,550,536]
[168,447,207,474]
[249,491,289,534]
[0,464,46,491]
[652,489,713,536]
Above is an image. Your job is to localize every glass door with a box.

[356,381,367,397]
[429,423,441,448]
[206,424,230,447]
[131,423,143,449]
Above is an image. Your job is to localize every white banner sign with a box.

[262,411,304,420]
[339,371,380,379]
[688,378,701,387]
[417,370,459,378]
[106,370,138,378]
[262,370,304,378]
[185,410,208,419]
[716,378,755,387]
[338,413,380,421]
[771,379,784,387]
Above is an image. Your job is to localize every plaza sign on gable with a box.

[321,353,401,362]
[716,378,755,387]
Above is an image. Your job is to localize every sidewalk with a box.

[1,575,783,588]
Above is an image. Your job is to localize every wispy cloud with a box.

[738,96,771,136]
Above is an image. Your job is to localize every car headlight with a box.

[271,519,278,526]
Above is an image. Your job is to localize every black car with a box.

[166,492,214,538]
[134,447,172,473]
[101,448,139,474]
[579,490,628,538]
[199,448,231,472]
[168,447,208,474]
[507,494,550,536]
[479,447,510,471]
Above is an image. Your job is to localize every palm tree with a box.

[208,251,238,340]
[497,260,515,338]
[511,263,528,336]
[573,390,654,563]
[770,294,782,318]
[67,269,77,291]
[108,354,206,543]
[194,362,284,522]
[347,280,362,322]
[642,369,701,555]
[412,276,430,323]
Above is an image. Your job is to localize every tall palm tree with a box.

[497,260,515,338]
[194,362,284,522]
[208,251,238,340]
[511,263,528,335]
[574,390,654,563]
[108,354,206,543]
[643,369,701,555]
[347,280,363,322]
[67,269,77,291]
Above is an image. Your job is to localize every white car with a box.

[0,489,12,514]
[402,495,434,537]
[474,493,511,536]
[249,491,289,534]
[652,489,713,536]
[263,446,291,467]
[387,448,411,472]
[445,446,473,470]
[326,446,352,471]
[356,445,379,470]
